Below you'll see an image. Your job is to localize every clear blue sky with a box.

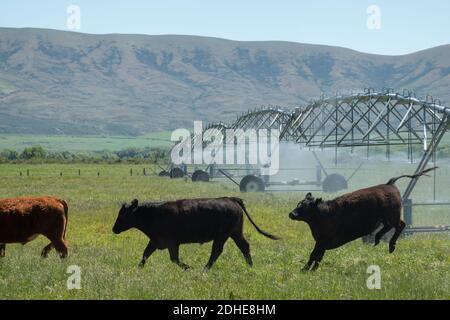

[0,0,449,55]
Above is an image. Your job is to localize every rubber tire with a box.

[158,170,170,177]
[170,167,185,179]
[322,173,348,193]
[239,175,265,193]
[192,170,210,182]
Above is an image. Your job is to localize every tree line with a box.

[1,144,449,164]
[0,146,170,164]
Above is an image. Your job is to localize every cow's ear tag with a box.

[131,199,139,208]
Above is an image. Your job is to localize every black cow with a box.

[112,197,279,270]
[289,167,437,271]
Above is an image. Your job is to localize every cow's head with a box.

[289,192,323,221]
[112,199,139,234]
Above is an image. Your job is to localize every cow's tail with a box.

[387,167,438,185]
[58,199,69,240]
[231,197,280,240]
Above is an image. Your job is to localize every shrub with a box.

[20,146,47,159]
[0,146,170,164]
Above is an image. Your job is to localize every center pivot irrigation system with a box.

[164,89,450,232]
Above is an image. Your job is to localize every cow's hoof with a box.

[244,255,253,267]
[138,261,146,268]
[389,245,395,253]
[180,264,190,271]
[203,266,211,272]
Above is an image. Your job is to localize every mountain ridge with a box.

[0,27,449,135]
[4,27,449,56]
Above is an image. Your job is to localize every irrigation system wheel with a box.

[239,175,265,192]
[191,170,210,182]
[169,167,185,179]
[158,170,170,177]
[322,173,348,193]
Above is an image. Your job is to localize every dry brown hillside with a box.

[0,28,449,135]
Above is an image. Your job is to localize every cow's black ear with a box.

[315,198,323,205]
[306,192,313,199]
[131,199,139,208]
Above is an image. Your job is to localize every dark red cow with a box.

[289,167,437,271]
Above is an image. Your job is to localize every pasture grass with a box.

[0,132,172,152]
[0,163,448,300]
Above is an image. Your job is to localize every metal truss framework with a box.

[195,89,450,199]
[287,91,449,149]
[192,107,293,151]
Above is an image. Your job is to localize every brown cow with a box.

[0,196,69,258]
[288,167,437,271]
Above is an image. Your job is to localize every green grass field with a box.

[0,132,173,152]
[0,163,449,300]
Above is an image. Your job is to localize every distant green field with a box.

[0,163,448,299]
[0,130,449,154]
[0,82,16,95]
[0,132,173,152]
